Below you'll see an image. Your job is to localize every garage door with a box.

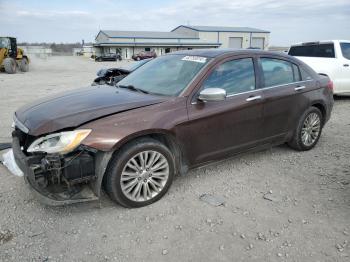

[251,37,265,49]
[228,37,243,48]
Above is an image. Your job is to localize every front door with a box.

[185,56,264,166]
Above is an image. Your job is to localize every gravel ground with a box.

[0,56,349,262]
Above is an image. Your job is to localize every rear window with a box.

[288,44,335,58]
[340,42,350,60]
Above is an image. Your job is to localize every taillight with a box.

[327,80,334,92]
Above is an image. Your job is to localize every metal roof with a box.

[172,25,270,33]
[99,30,198,39]
[94,41,221,47]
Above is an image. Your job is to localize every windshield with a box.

[340,42,350,60]
[0,38,10,48]
[117,54,210,96]
[120,59,151,72]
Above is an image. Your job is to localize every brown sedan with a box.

[12,49,334,207]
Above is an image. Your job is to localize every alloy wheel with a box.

[120,150,169,202]
[301,112,321,146]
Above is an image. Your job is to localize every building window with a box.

[165,48,171,53]
[145,47,151,51]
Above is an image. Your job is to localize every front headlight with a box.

[27,129,91,154]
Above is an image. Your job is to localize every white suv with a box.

[288,40,350,95]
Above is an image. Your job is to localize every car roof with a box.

[170,48,291,59]
[291,40,350,46]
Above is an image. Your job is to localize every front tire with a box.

[104,138,175,208]
[288,107,323,151]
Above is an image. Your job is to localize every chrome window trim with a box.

[191,79,314,104]
[13,114,29,133]
[225,79,313,98]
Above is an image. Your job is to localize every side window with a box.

[300,67,313,81]
[202,58,255,95]
[340,42,350,60]
[260,58,295,87]
[292,64,301,82]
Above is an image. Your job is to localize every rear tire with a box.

[288,107,323,151]
[3,58,16,74]
[19,58,29,72]
[104,138,175,208]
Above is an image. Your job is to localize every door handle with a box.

[344,64,349,67]
[294,86,306,91]
[246,95,262,102]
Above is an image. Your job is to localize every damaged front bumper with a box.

[12,131,101,206]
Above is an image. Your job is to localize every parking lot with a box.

[0,56,349,261]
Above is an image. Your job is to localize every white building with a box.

[94,25,270,60]
[172,25,270,49]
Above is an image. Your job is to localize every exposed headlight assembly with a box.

[27,129,91,154]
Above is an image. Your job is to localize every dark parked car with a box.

[11,49,333,207]
[92,59,152,86]
[132,50,157,61]
[95,53,122,62]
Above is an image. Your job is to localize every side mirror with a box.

[198,88,226,102]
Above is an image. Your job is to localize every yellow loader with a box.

[0,37,29,74]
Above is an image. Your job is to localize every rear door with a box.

[185,56,264,165]
[258,57,313,143]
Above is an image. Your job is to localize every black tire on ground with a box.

[287,106,323,151]
[3,58,16,74]
[104,137,175,208]
[19,58,29,72]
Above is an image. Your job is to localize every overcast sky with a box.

[0,0,349,46]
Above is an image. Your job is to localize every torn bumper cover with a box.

[11,131,107,206]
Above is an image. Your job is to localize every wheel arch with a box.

[112,130,188,176]
[22,55,29,62]
[310,102,327,125]
[91,130,189,198]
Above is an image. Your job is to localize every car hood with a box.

[15,86,167,136]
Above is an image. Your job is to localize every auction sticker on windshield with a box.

[181,56,207,63]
